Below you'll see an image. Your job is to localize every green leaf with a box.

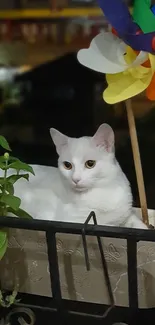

[9,156,19,162]
[5,290,18,305]
[0,230,8,260]
[5,182,14,195]
[0,194,21,211]
[8,161,35,175]
[8,207,33,219]
[0,162,6,170]
[0,156,19,163]
[0,174,29,187]
[7,174,29,185]
[0,136,11,151]
[0,155,20,170]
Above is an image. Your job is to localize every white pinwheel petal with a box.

[77,32,127,73]
[77,31,148,74]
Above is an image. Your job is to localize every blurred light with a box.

[0,65,31,82]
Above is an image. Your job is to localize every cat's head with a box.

[50,124,116,192]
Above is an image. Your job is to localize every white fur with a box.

[6,124,147,229]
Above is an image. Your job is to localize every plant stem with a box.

[1,158,8,217]
[3,159,8,194]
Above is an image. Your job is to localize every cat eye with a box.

[63,161,72,170]
[85,160,96,169]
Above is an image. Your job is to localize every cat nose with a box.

[72,177,81,184]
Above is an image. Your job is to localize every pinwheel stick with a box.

[125,99,149,226]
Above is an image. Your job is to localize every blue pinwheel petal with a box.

[97,0,138,34]
[124,32,155,53]
[97,0,155,53]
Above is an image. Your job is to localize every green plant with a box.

[0,136,34,309]
[0,288,19,308]
[0,135,34,261]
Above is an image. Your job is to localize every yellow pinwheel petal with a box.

[124,46,137,65]
[104,68,153,104]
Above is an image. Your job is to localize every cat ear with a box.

[93,124,114,152]
[50,128,68,155]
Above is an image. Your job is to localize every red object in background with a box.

[5,20,12,40]
[152,36,155,51]
[0,23,7,40]
[0,20,12,41]
[136,29,143,35]
[13,22,22,40]
[111,27,118,36]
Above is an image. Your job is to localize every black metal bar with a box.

[81,212,94,270]
[96,231,115,307]
[46,231,61,301]
[81,211,115,318]
[0,216,153,242]
[127,239,138,309]
[82,228,90,271]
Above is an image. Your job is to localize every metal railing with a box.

[0,211,155,324]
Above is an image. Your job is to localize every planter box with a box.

[0,208,155,309]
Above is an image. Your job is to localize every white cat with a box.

[11,124,147,228]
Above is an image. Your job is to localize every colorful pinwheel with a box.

[77,0,155,104]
